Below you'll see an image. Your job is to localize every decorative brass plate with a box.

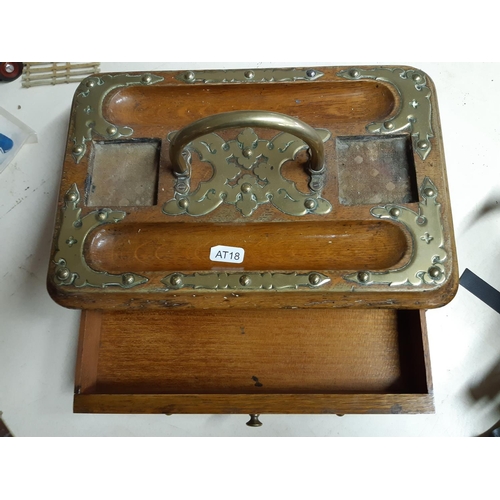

[162,272,330,291]
[176,67,324,84]
[52,184,147,289]
[345,177,446,286]
[338,67,433,160]
[163,127,332,217]
[71,73,164,163]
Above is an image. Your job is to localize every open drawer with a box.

[74,308,433,416]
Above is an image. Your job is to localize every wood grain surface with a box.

[74,393,434,414]
[74,310,101,394]
[87,220,408,273]
[74,308,432,414]
[106,81,395,130]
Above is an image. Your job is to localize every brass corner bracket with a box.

[338,67,434,160]
[71,72,164,163]
[345,177,447,287]
[53,184,147,289]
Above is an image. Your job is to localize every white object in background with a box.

[22,62,100,87]
[0,107,37,173]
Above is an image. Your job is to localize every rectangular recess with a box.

[337,135,418,205]
[86,139,160,207]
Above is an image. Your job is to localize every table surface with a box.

[1,62,499,437]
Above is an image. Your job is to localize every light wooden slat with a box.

[74,393,435,414]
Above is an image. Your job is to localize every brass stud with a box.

[56,268,70,281]
[86,80,95,88]
[412,73,423,83]
[428,266,442,279]
[304,198,317,210]
[122,274,135,286]
[417,140,429,150]
[72,145,83,155]
[389,207,401,218]
[185,71,195,82]
[170,274,183,287]
[423,187,435,198]
[349,69,360,78]
[240,275,251,286]
[178,198,189,208]
[309,273,321,286]
[142,74,152,84]
[306,69,317,78]
[358,271,370,283]
[241,183,252,193]
[96,211,108,221]
[244,70,255,79]
[242,148,253,159]
[246,414,262,427]
[107,126,117,136]
[384,121,394,130]
[66,192,78,202]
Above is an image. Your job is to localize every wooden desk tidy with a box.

[47,66,457,421]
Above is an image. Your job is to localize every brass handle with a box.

[169,110,326,176]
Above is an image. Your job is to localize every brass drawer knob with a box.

[246,414,263,427]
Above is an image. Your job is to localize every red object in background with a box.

[0,62,23,82]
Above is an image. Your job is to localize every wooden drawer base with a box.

[74,308,433,415]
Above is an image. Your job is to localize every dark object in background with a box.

[0,62,23,82]
[477,420,500,437]
[0,412,14,437]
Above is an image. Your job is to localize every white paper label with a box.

[210,245,245,264]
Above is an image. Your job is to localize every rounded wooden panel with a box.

[86,220,408,273]
[106,81,395,130]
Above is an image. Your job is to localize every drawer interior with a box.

[74,308,433,414]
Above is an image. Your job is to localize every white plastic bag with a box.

[0,107,37,174]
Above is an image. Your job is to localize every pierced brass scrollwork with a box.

[163,127,332,217]
[53,184,148,289]
[338,67,434,160]
[345,177,447,286]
